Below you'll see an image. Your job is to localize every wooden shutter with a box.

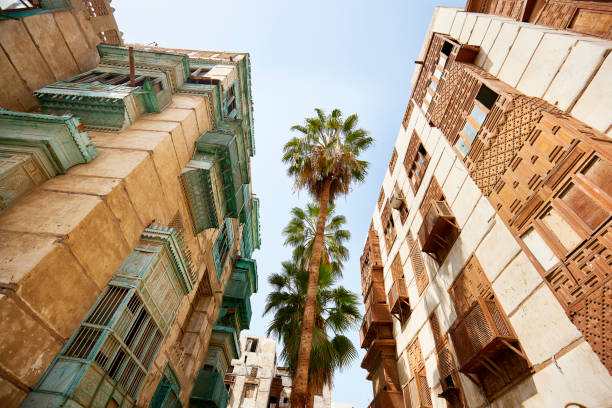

[382,200,396,252]
[408,232,429,295]
[391,253,404,280]
[406,338,432,408]
[378,189,385,209]
[404,132,421,176]
[389,148,398,172]
[448,254,493,318]
[420,177,444,216]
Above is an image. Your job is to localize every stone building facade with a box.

[226,335,331,408]
[360,5,612,408]
[0,3,260,408]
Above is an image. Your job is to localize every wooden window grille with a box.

[224,83,238,118]
[213,218,234,278]
[378,189,385,209]
[406,338,432,408]
[448,254,530,400]
[388,254,411,322]
[419,177,444,216]
[249,367,258,378]
[403,100,415,129]
[150,365,182,408]
[418,200,460,264]
[404,132,430,194]
[407,232,429,295]
[453,84,499,159]
[389,148,398,172]
[382,200,397,253]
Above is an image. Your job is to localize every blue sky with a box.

[114,1,464,406]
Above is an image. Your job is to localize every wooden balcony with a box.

[387,277,410,316]
[368,389,404,408]
[449,297,527,374]
[360,302,393,349]
[418,201,459,263]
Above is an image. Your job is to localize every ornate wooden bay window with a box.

[448,255,531,400]
[405,338,432,408]
[404,131,430,194]
[388,254,411,323]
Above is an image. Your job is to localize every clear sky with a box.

[114,1,464,406]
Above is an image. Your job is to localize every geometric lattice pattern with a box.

[449,254,494,318]
[412,35,445,107]
[407,231,429,296]
[471,96,555,196]
[389,148,398,172]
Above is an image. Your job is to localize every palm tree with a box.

[283,203,350,276]
[264,260,360,408]
[282,108,372,406]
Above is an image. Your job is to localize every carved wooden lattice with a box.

[449,255,494,318]
[391,253,404,280]
[430,312,443,349]
[405,131,421,170]
[471,96,555,195]
[438,65,481,144]
[406,337,424,374]
[412,35,445,107]
[403,100,415,129]
[420,177,444,216]
[406,338,432,408]
[382,200,396,253]
[389,148,398,173]
[378,189,385,209]
[408,232,429,295]
[488,111,577,229]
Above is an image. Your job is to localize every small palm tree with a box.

[282,108,372,406]
[283,203,350,276]
[264,260,360,408]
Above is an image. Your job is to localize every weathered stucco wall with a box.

[0,94,237,407]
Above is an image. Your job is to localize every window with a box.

[404,132,430,193]
[406,338,432,408]
[244,383,257,399]
[213,218,234,277]
[150,365,182,408]
[187,66,214,84]
[381,201,396,252]
[246,337,258,352]
[407,232,428,295]
[224,83,238,118]
[454,85,499,158]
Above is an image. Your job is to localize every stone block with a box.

[131,119,190,168]
[169,95,211,134]
[63,198,131,289]
[474,215,521,283]
[481,21,521,75]
[441,158,467,205]
[419,321,436,362]
[146,108,200,156]
[52,11,97,72]
[459,13,477,44]
[475,18,504,67]
[22,13,79,81]
[430,7,459,35]
[0,19,54,93]
[433,146,454,186]
[0,294,62,388]
[571,52,612,133]
[450,175,482,228]
[517,33,576,98]
[0,376,27,408]
[68,147,148,179]
[424,353,439,389]
[450,12,466,40]
[498,27,544,87]
[509,286,581,365]
[544,40,610,111]
[0,48,37,112]
[17,242,99,337]
[493,251,542,316]
[468,15,492,46]
[0,190,99,236]
[89,129,168,152]
[0,231,56,285]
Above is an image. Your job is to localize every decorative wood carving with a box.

[408,232,429,295]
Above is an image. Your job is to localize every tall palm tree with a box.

[264,260,360,408]
[282,108,372,406]
[283,203,350,276]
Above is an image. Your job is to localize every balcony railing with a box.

[190,369,229,408]
[387,277,410,315]
[368,389,404,408]
[360,302,393,349]
[449,297,523,373]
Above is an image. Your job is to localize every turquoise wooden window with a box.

[0,0,70,19]
[213,218,234,278]
[21,224,193,408]
[150,365,183,408]
[223,82,239,119]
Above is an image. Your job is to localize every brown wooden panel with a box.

[406,337,424,375]
[391,253,404,280]
[448,255,494,318]
[412,35,445,108]
[389,148,398,173]
[382,201,397,253]
[420,177,444,216]
[403,100,415,130]
[408,232,429,295]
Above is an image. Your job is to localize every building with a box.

[226,335,331,408]
[360,4,612,408]
[0,2,260,408]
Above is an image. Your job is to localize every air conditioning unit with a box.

[418,201,459,263]
[390,191,405,210]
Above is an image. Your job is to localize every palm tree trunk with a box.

[290,178,332,408]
